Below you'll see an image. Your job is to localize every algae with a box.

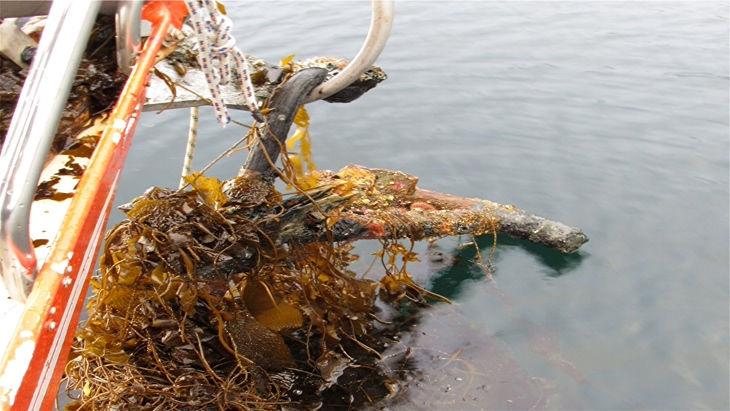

[64,166,443,409]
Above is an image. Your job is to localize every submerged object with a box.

[0,0,587,408]
[63,65,586,409]
[0,1,393,408]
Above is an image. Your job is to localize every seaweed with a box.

[61,33,585,409]
[64,164,441,409]
[0,16,125,152]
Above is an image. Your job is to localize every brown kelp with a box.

[63,41,586,409]
[65,166,459,409]
[0,16,126,152]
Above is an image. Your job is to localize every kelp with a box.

[65,166,442,409]
[62,39,585,408]
[285,107,319,190]
[0,16,126,152]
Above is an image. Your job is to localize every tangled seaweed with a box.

[63,40,503,407]
[64,163,466,409]
[0,16,126,151]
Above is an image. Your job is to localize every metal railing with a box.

[0,0,101,302]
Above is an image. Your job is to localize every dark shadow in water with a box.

[428,235,588,300]
[427,236,489,300]
[496,235,589,278]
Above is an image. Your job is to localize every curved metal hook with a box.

[305,0,394,103]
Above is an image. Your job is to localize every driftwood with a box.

[239,67,588,255]
[70,50,587,409]
[277,167,588,254]
[195,166,587,281]
[64,14,589,409]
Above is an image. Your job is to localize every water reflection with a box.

[383,304,551,410]
[493,236,588,278]
[372,235,590,410]
[428,235,587,300]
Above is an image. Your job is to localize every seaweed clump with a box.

[0,16,125,152]
[65,168,439,409]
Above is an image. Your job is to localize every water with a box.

[114,2,729,409]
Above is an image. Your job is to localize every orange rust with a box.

[367,222,386,238]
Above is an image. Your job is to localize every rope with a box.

[183,0,263,125]
[179,106,199,189]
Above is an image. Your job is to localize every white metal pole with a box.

[0,0,101,301]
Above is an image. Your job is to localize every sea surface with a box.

[113,2,729,409]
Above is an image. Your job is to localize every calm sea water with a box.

[114,2,729,409]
